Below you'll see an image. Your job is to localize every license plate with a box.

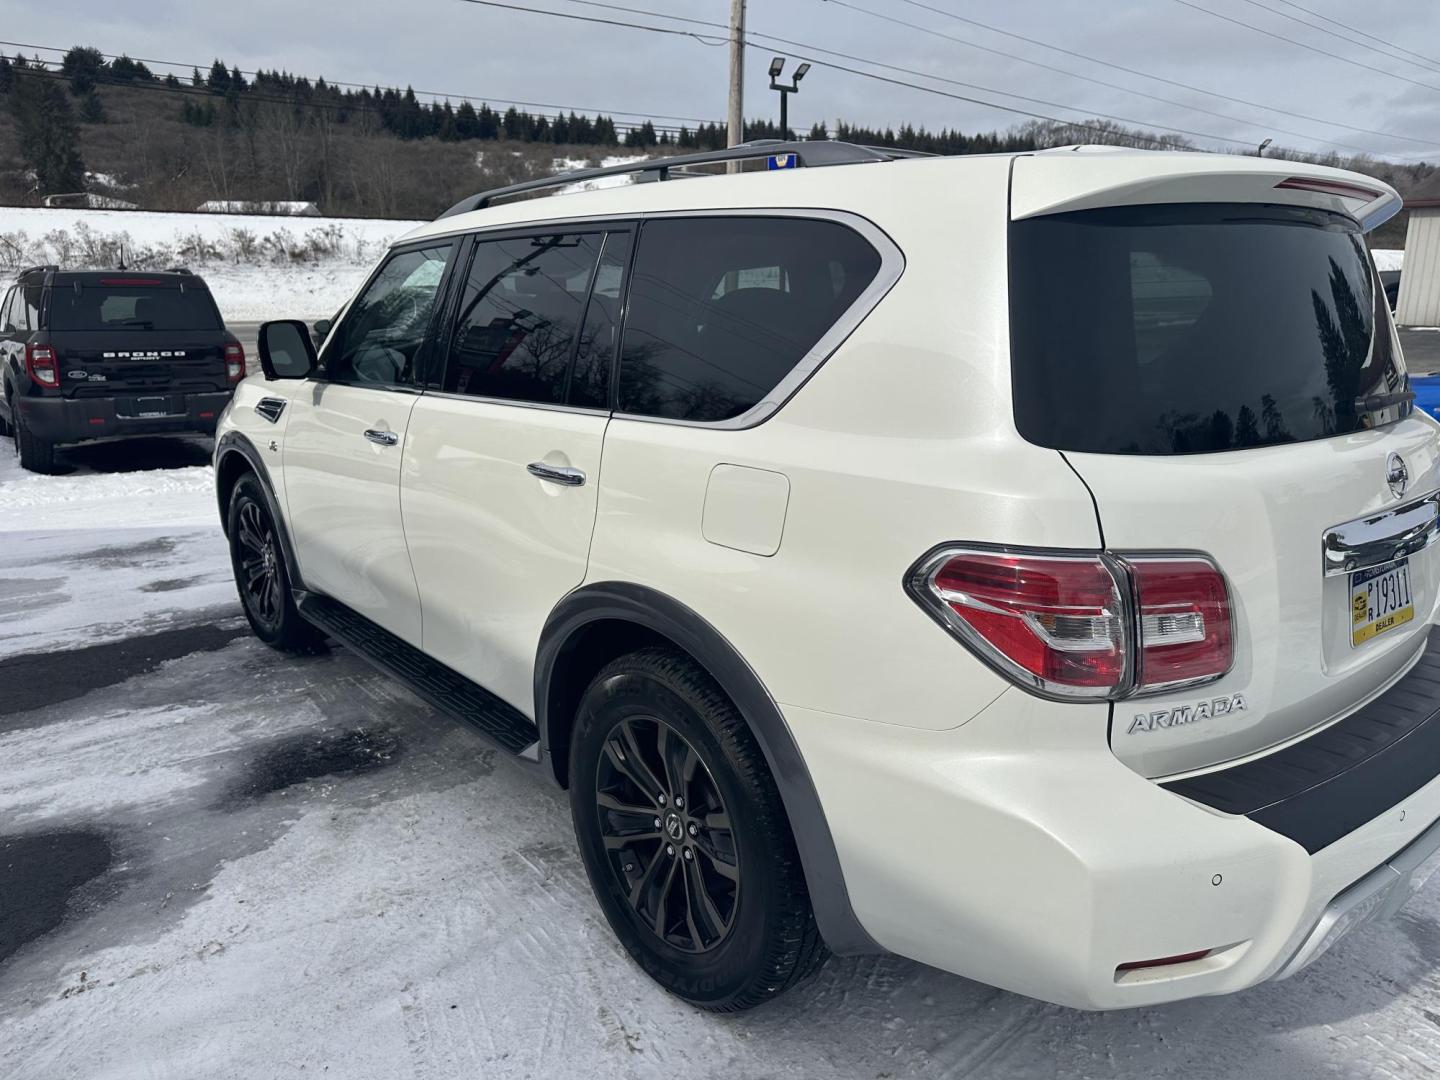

[1350,558,1415,646]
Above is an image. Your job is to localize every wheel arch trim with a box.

[535,580,881,955]
[214,430,306,590]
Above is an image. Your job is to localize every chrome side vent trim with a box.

[255,397,287,424]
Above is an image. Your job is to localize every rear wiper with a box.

[1356,389,1415,412]
[113,319,155,329]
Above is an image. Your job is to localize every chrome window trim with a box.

[422,389,610,417]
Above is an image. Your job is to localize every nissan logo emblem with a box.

[1387,452,1410,500]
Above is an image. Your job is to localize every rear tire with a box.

[569,647,827,1011]
[14,408,57,474]
[226,472,325,653]
[0,386,12,438]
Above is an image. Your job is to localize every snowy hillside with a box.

[0,207,425,321]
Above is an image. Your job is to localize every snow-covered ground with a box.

[0,206,425,322]
[1374,248,1404,272]
[4,444,1440,1079]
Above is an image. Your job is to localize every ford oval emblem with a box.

[66,369,87,380]
[1386,452,1410,500]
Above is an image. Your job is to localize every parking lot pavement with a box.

[5,444,1440,1080]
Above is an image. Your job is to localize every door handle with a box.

[527,462,586,486]
[363,428,399,446]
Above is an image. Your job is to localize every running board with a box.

[295,592,541,761]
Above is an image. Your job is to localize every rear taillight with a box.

[909,546,1231,701]
[1129,557,1232,694]
[225,342,246,383]
[24,343,58,387]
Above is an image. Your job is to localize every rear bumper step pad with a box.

[1164,629,1440,852]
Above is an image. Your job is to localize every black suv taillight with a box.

[24,343,58,388]
[225,342,246,383]
[907,546,1232,701]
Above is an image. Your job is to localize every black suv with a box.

[0,266,244,472]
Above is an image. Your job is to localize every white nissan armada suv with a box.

[213,141,1440,1012]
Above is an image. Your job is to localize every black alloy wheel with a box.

[570,647,827,1011]
[226,473,324,653]
[595,715,739,954]
[236,498,283,632]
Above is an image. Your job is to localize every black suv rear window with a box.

[1010,203,1404,455]
[48,280,222,333]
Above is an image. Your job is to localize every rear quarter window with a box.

[1009,203,1405,455]
[616,216,884,423]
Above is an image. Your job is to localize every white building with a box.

[1396,177,1440,326]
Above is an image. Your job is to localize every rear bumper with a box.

[782,629,1440,1009]
[16,391,233,444]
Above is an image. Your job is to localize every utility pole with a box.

[728,0,746,151]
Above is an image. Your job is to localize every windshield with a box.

[1009,203,1406,455]
[48,283,223,333]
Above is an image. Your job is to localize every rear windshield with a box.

[48,283,222,333]
[1010,203,1405,455]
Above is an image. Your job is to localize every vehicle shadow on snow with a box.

[41,436,212,476]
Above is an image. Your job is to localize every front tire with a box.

[570,647,826,1011]
[226,472,324,653]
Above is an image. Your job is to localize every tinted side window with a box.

[21,284,42,332]
[617,217,882,422]
[0,288,15,332]
[324,243,453,387]
[444,232,602,404]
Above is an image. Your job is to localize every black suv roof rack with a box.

[165,266,195,275]
[18,264,58,278]
[437,139,932,219]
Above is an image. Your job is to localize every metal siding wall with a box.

[1397,211,1440,327]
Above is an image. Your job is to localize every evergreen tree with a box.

[206,60,230,93]
[454,100,481,139]
[79,90,106,123]
[10,71,85,193]
[61,46,104,95]
[0,56,13,95]
[110,54,153,82]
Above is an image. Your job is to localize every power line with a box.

[878,0,1440,151]
[456,0,1273,150]
[1172,0,1440,95]
[1268,0,1440,73]
[1229,0,1440,76]
[0,39,727,128]
[821,0,1376,154]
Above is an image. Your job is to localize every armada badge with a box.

[1127,693,1247,735]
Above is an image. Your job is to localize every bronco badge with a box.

[1127,693,1247,734]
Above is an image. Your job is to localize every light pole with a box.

[768,57,809,139]
[1257,137,1273,157]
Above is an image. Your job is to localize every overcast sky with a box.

[5,0,1440,160]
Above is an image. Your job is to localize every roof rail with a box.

[165,266,195,275]
[436,139,929,219]
[18,264,59,278]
